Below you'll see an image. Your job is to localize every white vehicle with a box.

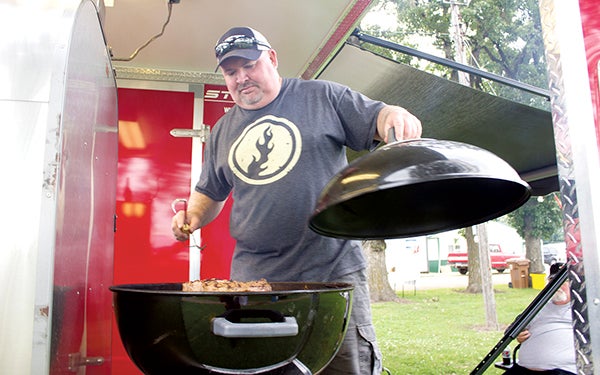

[543,242,567,265]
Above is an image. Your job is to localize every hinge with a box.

[68,353,104,371]
[170,125,211,143]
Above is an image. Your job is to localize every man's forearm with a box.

[187,190,226,229]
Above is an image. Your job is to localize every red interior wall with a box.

[580,0,600,145]
[199,84,236,279]
[110,85,240,374]
[111,88,194,375]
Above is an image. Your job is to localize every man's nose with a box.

[235,70,249,83]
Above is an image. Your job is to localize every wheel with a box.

[458,267,468,275]
[496,268,506,273]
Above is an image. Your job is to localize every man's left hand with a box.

[376,105,422,143]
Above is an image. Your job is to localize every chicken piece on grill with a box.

[182,278,272,292]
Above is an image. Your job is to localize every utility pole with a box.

[445,0,499,331]
[446,0,471,85]
[477,223,499,330]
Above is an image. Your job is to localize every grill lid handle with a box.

[212,309,299,338]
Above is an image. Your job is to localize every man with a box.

[504,263,577,375]
[172,26,422,374]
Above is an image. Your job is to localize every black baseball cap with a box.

[214,26,272,67]
[548,262,565,280]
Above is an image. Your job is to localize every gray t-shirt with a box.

[518,301,577,373]
[196,78,385,282]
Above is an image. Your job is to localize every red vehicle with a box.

[447,244,518,275]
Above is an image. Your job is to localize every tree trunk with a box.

[362,240,400,302]
[522,206,545,274]
[465,227,482,293]
[525,233,545,274]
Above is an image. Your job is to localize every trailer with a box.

[1,0,598,374]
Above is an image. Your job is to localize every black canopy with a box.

[318,41,557,196]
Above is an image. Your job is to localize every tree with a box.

[361,0,550,109]
[363,240,401,302]
[504,193,564,273]
[344,153,400,302]
[464,226,482,292]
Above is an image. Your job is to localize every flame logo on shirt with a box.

[228,115,302,185]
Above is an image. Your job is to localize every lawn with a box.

[371,284,539,375]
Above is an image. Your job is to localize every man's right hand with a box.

[172,210,192,241]
[516,329,531,343]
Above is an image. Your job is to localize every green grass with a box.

[372,285,539,374]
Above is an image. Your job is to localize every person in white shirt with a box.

[504,263,577,375]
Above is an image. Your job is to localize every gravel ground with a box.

[414,270,513,290]
[390,264,551,292]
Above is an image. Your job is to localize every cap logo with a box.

[215,35,271,60]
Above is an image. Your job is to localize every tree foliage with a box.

[361,0,549,109]
[504,193,564,242]
[503,193,564,273]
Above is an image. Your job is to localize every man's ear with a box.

[268,49,278,68]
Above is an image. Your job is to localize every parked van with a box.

[543,242,567,265]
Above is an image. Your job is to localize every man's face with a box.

[219,50,281,110]
[552,281,571,305]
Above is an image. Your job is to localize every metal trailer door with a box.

[540,0,600,373]
[0,1,118,373]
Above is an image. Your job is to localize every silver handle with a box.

[212,316,298,338]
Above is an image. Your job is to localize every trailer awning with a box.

[318,43,558,196]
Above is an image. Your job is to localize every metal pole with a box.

[350,29,550,99]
